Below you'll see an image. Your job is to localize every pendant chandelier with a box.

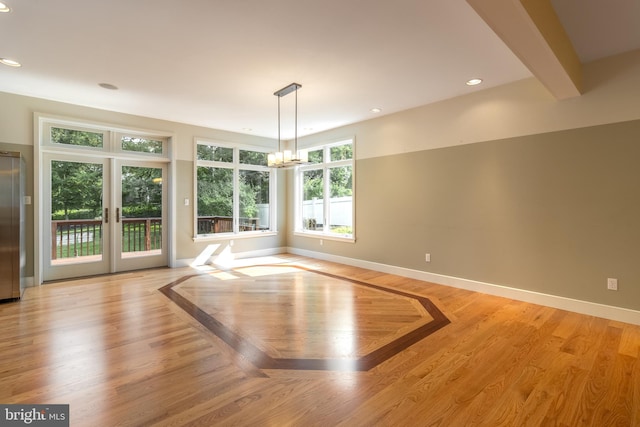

[267,82,309,168]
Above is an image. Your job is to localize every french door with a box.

[43,154,167,281]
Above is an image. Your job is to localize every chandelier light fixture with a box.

[268,82,309,168]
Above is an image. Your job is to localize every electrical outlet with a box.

[607,278,618,291]
[425,253,431,262]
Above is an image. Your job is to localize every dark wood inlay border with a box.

[159,265,450,371]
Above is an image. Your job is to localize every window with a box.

[295,139,354,241]
[45,122,169,157]
[50,126,105,149]
[195,140,275,237]
[121,136,164,154]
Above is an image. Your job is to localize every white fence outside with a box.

[256,204,270,229]
[302,196,352,226]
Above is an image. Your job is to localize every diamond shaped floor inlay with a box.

[160,265,450,371]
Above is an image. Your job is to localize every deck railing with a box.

[51,218,162,260]
[52,216,262,260]
[196,216,259,234]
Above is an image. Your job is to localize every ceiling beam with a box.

[467,0,582,100]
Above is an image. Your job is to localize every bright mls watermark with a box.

[0,405,69,426]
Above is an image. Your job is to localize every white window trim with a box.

[294,137,355,243]
[193,138,277,241]
[40,115,171,161]
[33,112,176,285]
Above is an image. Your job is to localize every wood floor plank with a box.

[618,323,640,358]
[0,255,638,426]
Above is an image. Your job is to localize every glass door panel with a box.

[44,157,110,281]
[115,162,167,271]
[43,156,167,280]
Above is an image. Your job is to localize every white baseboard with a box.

[286,247,640,326]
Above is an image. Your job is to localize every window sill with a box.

[293,231,355,243]
[193,231,278,242]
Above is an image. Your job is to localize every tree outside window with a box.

[195,141,274,236]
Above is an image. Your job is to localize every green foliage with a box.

[50,162,163,221]
[197,166,233,216]
[330,166,353,197]
[121,137,163,154]
[195,146,273,233]
[51,127,103,147]
[239,150,268,166]
[308,149,323,163]
[303,169,323,200]
[51,160,103,219]
[121,166,163,218]
[303,144,353,200]
[122,205,161,218]
[51,209,98,221]
[240,170,269,218]
[330,226,353,234]
[196,164,269,231]
[303,166,352,200]
[197,144,233,162]
[330,144,353,161]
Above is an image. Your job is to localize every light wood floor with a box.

[1,255,639,426]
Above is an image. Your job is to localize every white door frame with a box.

[112,159,168,273]
[34,113,175,284]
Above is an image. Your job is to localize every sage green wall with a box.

[289,50,640,312]
[290,119,640,310]
[382,121,639,309]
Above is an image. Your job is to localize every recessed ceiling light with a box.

[466,78,483,86]
[371,108,382,113]
[0,2,10,13]
[0,58,21,67]
[98,83,118,90]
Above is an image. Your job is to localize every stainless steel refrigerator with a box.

[0,151,25,301]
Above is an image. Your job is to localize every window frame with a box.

[193,138,277,240]
[43,121,170,159]
[35,113,175,285]
[115,132,168,158]
[294,138,355,243]
[44,122,109,153]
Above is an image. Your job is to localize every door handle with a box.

[116,208,120,223]
[105,208,109,224]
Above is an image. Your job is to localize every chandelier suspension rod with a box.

[294,86,298,153]
[268,82,307,168]
[277,91,281,153]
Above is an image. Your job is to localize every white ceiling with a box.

[0,0,638,139]
[551,0,640,63]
